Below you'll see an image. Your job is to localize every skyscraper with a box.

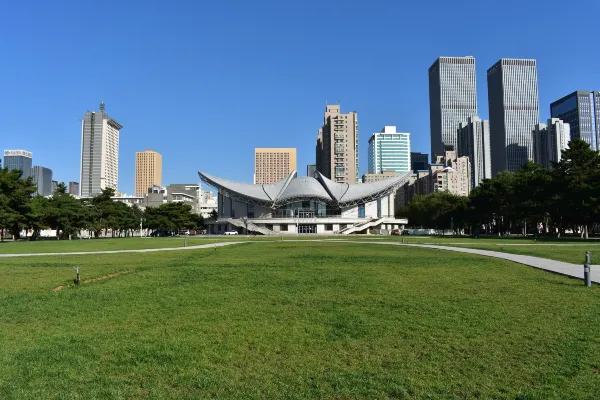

[306,164,316,177]
[457,116,491,189]
[550,91,600,150]
[487,58,539,175]
[534,119,570,169]
[410,152,429,172]
[3,150,32,179]
[69,181,80,196]
[254,148,297,184]
[316,105,359,183]
[367,126,410,174]
[135,150,163,197]
[428,56,477,160]
[80,102,123,197]
[31,166,53,196]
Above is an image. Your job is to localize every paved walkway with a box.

[0,239,597,284]
[0,241,243,258]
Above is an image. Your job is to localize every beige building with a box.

[316,105,359,184]
[396,151,470,207]
[135,150,162,197]
[254,148,297,184]
[362,170,399,183]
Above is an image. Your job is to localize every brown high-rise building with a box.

[254,148,297,184]
[68,181,80,196]
[316,105,359,184]
[135,150,162,196]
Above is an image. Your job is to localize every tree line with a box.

[0,169,207,240]
[397,139,600,238]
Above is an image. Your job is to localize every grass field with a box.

[1,242,599,399]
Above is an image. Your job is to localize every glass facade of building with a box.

[429,56,478,159]
[487,58,539,175]
[410,152,429,172]
[367,127,411,174]
[550,90,600,150]
[32,166,53,196]
[3,150,32,179]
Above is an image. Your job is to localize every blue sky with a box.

[1,0,598,194]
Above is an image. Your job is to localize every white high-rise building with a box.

[367,126,411,174]
[429,56,478,160]
[487,58,540,175]
[80,102,123,197]
[457,116,491,190]
[534,118,570,169]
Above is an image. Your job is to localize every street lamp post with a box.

[140,218,146,238]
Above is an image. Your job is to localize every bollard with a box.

[184,240,187,248]
[584,251,592,287]
[73,266,80,288]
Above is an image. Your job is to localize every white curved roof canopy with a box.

[198,170,412,208]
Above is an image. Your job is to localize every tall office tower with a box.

[306,164,316,177]
[69,181,80,196]
[31,166,53,196]
[315,105,359,183]
[428,56,478,160]
[254,148,297,184]
[410,152,429,172]
[80,102,123,197]
[135,150,163,197]
[534,119,570,169]
[550,91,600,150]
[487,58,539,175]
[457,116,492,189]
[51,180,58,194]
[367,126,410,174]
[3,150,32,178]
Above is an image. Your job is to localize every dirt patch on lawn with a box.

[54,270,134,291]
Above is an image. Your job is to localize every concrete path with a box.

[0,239,597,284]
[0,241,243,258]
[315,240,600,284]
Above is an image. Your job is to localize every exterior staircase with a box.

[225,218,275,235]
[337,217,384,235]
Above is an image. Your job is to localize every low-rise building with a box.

[200,169,411,235]
[362,170,399,183]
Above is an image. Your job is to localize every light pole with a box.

[140,218,146,238]
[242,216,248,235]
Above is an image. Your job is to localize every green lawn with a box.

[431,242,596,265]
[1,242,599,399]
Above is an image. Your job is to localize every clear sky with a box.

[1,0,598,194]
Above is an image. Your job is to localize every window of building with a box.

[358,203,365,218]
[325,224,333,231]
[280,224,288,231]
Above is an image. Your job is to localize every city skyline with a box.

[1,2,599,194]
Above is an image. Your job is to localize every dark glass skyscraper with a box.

[429,56,478,160]
[487,59,539,175]
[550,91,600,150]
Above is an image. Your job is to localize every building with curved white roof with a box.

[199,170,410,235]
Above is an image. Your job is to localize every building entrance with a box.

[298,224,317,234]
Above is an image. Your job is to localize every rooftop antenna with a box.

[99,102,105,112]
